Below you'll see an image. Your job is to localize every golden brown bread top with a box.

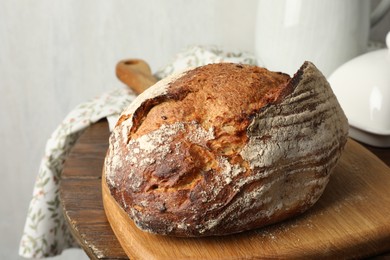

[131,63,291,138]
[105,62,348,237]
[110,63,292,211]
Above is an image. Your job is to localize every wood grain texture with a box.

[60,120,127,260]
[61,119,390,260]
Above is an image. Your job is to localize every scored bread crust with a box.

[104,62,348,237]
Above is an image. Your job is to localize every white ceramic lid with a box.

[328,32,390,147]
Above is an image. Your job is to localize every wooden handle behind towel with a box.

[116,59,157,94]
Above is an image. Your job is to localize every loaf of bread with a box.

[103,61,348,237]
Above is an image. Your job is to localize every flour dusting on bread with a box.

[104,62,348,237]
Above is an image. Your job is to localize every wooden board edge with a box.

[59,181,101,260]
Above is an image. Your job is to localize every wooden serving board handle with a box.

[116,59,157,94]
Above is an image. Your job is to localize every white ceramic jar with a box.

[328,32,390,147]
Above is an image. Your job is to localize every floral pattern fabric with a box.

[19,87,137,258]
[19,46,257,258]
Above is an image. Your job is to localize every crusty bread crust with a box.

[104,62,348,237]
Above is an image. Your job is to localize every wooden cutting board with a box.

[61,120,390,259]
